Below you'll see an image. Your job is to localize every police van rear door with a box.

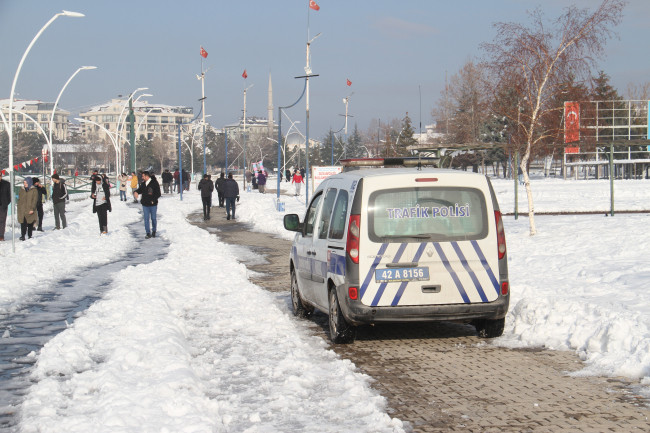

[358,174,501,307]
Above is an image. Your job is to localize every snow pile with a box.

[241,177,650,392]
[0,196,141,314]
[19,191,405,432]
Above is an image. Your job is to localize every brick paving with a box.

[190,205,650,432]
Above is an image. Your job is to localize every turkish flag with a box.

[346,79,352,86]
[564,102,580,143]
[242,69,248,79]
[200,46,208,58]
[309,0,320,11]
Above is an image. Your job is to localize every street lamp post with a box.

[276,85,306,204]
[242,84,254,191]
[196,66,210,175]
[7,9,84,252]
[295,32,321,206]
[49,65,97,175]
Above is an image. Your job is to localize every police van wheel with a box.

[474,317,505,338]
[291,270,312,318]
[328,288,356,344]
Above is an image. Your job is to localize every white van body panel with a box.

[288,167,508,328]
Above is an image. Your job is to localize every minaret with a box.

[267,72,274,136]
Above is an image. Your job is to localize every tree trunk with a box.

[521,140,537,236]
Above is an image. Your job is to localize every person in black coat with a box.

[91,175,111,234]
[161,169,173,194]
[51,173,67,230]
[0,172,11,241]
[215,172,226,208]
[223,172,240,220]
[198,174,214,220]
[134,171,162,238]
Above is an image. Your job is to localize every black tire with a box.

[328,288,356,344]
[291,270,312,318]
[474,317,505,338]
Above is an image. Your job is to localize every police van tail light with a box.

[347,214,361,264]
[348,286,359,300]
[495,211,506,260]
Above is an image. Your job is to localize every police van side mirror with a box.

[284,214,302,232]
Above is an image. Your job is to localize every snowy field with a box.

[1,174,649,431]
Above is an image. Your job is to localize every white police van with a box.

[284,159,509,343]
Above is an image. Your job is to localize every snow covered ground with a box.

[1,174,650,431]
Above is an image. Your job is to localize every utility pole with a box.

[129,97,135,173]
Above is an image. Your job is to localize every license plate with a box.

[375,267,430,283]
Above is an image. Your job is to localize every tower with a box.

[268,72,274,136]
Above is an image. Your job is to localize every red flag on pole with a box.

[200,46,208,58]
[564,102,580,143]
[346,79,352,86]
[242,69,248,79]
[309,0,320,11]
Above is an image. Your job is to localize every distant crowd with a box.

[0,166,309,242]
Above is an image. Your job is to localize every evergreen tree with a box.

[591,71,621,100]
[346,124,366,158]
[396,113,417,156]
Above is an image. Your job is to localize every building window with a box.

[102,115,116,123]
[40,114,48,121]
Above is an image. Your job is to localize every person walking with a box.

[32,178,46,231]
[173,168,180,193]
[223,172,239,221]
[285,168,291,183]
[117,172,128,201]
[0,172,12,241]
[51,173,67,230]
[198,174,214,220]
[17,177,38,241]
[182,169,190,191]
[215,172,226,208]
[292,169,304,196]
[134,171,161,239]
[91,175,111,234]
[257,170,267,194]
[162,169,173,194]
[130,171,139,203]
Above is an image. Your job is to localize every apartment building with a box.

[0,99,69,140]
[78,98,194,144]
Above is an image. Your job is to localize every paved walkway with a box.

[190,203,650,433]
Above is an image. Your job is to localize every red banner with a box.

[564,102,580,143]
[564,147,580,154]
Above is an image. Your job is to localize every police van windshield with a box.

[368,187,488,242]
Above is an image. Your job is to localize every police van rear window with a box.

[368,187,488,243]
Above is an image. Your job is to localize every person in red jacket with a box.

[291,169,303,196]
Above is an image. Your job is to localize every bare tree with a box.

[482,0,625,235]
[449,60,489,144]
[151,136,170,173]
[626,82,650,101]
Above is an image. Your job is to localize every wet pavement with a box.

[0,220,170,431]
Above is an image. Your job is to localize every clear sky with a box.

[1,0,649,140]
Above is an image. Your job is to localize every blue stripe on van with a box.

[390,242,427,306]
[451,242,488,302]
[470,240,500,295]
[371,243,407,306]
[433,243,470,303]
[359,243,388,298]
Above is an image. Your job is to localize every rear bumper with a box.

[337,285,509,325]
